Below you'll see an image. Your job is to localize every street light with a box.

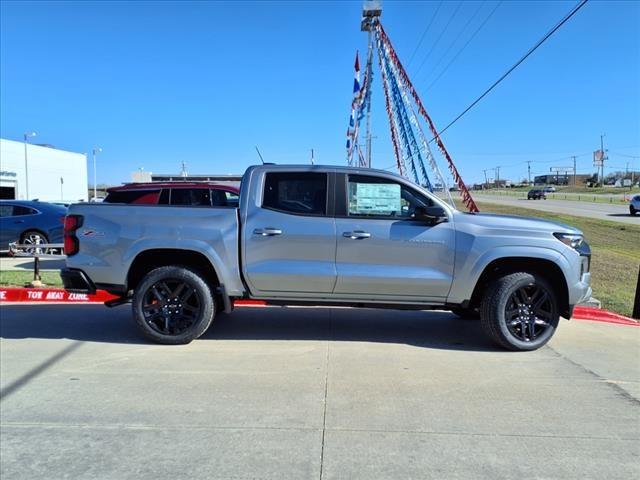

[92,147,102,200]
[23,131,37,199]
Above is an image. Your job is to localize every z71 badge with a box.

[81,229,105,237]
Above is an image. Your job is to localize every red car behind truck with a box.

[104,182,240,207]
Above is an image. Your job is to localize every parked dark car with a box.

[527,189,547,200]
[104,182,240,207]
[0,200,67,252]
[630,194,640,215]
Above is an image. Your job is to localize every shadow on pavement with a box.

[0,304,501,352]
[607,213,637,218]
[0,341,82,401]
[10,259,66,269]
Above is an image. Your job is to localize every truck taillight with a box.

[63,215,83,256]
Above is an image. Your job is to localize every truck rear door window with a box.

[263,173,327,216]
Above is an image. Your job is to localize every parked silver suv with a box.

[61,165,592,351]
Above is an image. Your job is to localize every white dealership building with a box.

[0,138,88,202]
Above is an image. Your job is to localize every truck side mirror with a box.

[412,205,447,225]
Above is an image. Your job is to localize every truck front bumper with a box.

[61,268,96,294]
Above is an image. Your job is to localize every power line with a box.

[611,151,640,159]
[407,0,444,67]
[429,0,589,142]
[424,1,502,92]
[422,1,486,84]
[413,1,464,77]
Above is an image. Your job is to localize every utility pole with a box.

[483,169,489,190]
[600,134,607,185]
[495,166,501,188]
[92,147,102,200]
[571,156,577,186]
[526,160,532,184]
[310,148,315,165]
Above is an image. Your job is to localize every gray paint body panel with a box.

[66,165,591,308]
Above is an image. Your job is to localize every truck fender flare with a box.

[123,239,231,291]
[449,246,571,304]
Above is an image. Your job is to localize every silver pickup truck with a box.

[61,165,592,351]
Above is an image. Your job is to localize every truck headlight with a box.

[553,232,584,249]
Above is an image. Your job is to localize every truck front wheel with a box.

[132,266,215,344]
[480,272,559,351]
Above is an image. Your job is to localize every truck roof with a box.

[246,163,403,177]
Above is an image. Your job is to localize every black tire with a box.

[450,307,480,319]
[480,272,559,351]
[132,266,215,345]
[630,206,637,216]
[20,230,49,254]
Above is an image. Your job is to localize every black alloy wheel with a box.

[132,266,215,344]
[481,272,559,351]
[142,279,201,336]
[504,284,554,342]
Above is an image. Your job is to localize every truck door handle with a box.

[343,230,371,240]
[254,228,282,236]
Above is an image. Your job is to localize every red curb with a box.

[0,287,117,304]
[572,306,638,326]
[2,288,638,327]
[233,299,268,307]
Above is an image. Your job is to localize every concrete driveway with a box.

[1,305,638,479]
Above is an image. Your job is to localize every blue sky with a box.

[1,0,639,185]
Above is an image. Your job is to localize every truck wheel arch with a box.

[468,257,570,319]
[127,249,221,294]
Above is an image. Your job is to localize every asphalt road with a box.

[475,194,638,224]
[1,305,638,479]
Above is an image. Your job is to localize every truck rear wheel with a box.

[132,266,215,345]
[480,272,559,351]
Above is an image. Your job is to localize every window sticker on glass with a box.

[352,183,401,215]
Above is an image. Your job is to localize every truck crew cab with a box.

[61,165,592,351]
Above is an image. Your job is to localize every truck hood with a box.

[453,211,582,235]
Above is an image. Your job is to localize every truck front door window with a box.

[347,175,431,218]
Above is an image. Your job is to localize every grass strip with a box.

[0,270,64,288]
